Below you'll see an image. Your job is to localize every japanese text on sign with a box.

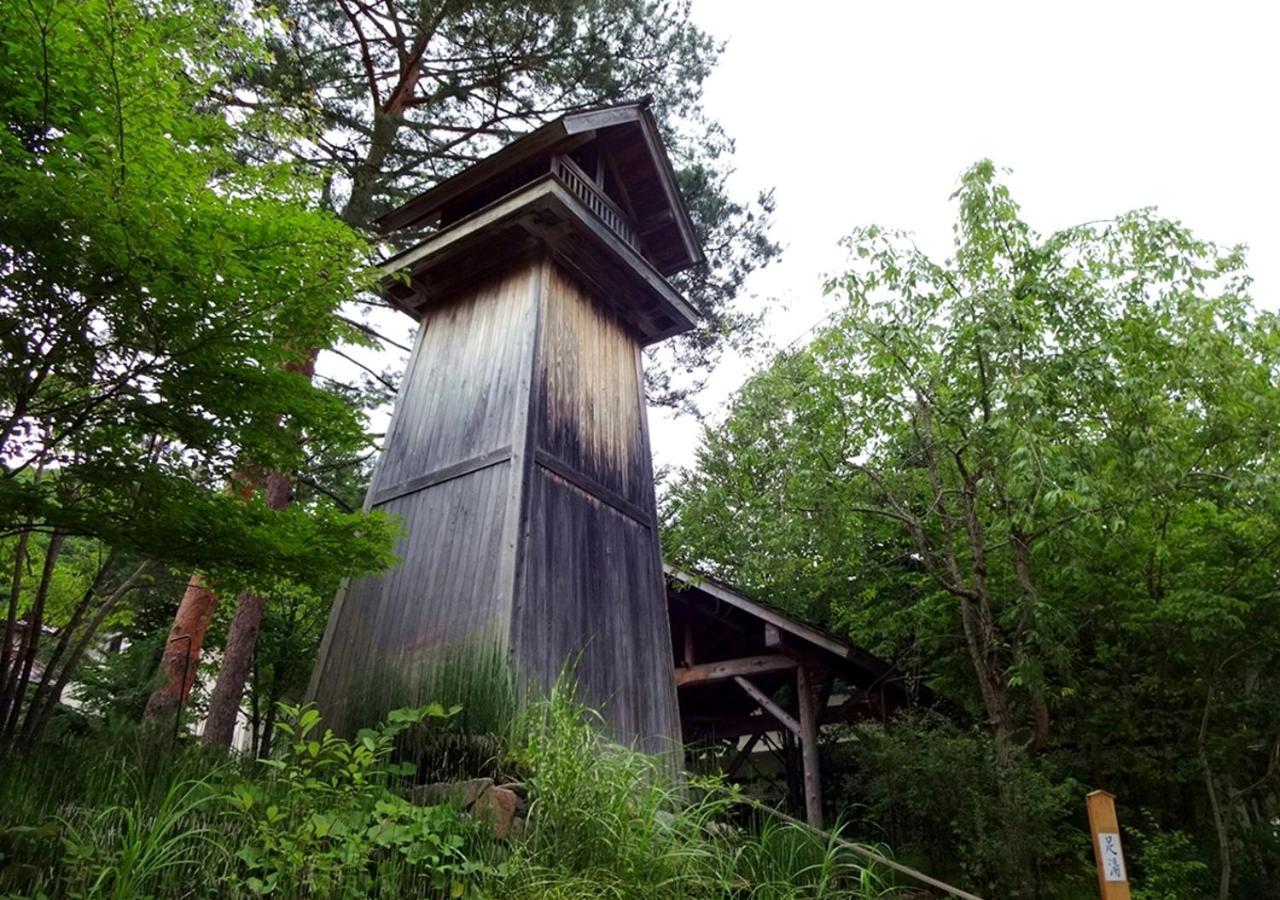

[1098,832,1127,883]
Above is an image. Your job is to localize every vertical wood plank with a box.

[514,257,681,755]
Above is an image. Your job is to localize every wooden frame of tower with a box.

[310,100,701,756]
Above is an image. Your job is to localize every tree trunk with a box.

[200,590,267,748]
[258,694,278,759]
[23,559,152,745]
[143,573,219,721]
[1200,687,1232,900]
[0,531,65,741]
[18,553,117,743]
[0,529,31,699]
[249,661,260,753]
[200,472,292,749]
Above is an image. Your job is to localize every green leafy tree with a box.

[0,0,396,747]
[664,162,1280,897]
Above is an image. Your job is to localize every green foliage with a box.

[1129,813,1212,900]
[0,0,398,579]
[498,678,888,898]
[828,713,1088,897]
[663,160,1280,896]
[0,0,399,748]
[224,701,490,897]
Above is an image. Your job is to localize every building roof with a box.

[377,99,705,277]
[665,565,931,742]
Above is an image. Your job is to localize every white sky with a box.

[648,0,1280,473]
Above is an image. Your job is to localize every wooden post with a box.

[796,664,823,829]
[1087,790,1131,900]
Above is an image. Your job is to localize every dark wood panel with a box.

[512,465,681,756]
[534,261,649,508]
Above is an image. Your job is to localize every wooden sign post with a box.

[1086,790,1131,899]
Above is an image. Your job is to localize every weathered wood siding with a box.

[310,252,680,755]
[310,264,538,731]
[312,464,513,731]
[374,268,532,489]
[513,259,681,755]
[535,264,647,507]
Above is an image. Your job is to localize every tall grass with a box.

[59,777,222,899]
[491,675,891,898]
[336,643,520,783]
[0,732,239,898]
[1,673,896,899]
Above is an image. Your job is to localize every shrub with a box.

[223,702,497,897]
[826,711,1088,898]
[1128,813,1212,900]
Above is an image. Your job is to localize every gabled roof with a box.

[664,564,933,744]
[376,100,705,277]
[665,565,902,683]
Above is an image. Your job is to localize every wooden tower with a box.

[309,101,702,755]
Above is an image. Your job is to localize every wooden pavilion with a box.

[665,568,923,828]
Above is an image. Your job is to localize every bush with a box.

[223,702,497,897]
[1128,813,1212,900]
[826,711,1089,899]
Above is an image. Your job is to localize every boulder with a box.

[408,777,493,809]
[471,785,520,839]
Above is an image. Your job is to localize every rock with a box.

[509,815,527,841]
[472,785,520,839]
[409,777,493,809]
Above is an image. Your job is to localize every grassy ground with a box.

[0,682,901,899]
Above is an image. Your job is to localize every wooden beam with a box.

[674,653,797,687]
[733,675,801,735]
[682,620,696,666]
[796,664,824,829]
[682,700,879,740]
[725,733,762,778]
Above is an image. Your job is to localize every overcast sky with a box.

[648,0,1280,473]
